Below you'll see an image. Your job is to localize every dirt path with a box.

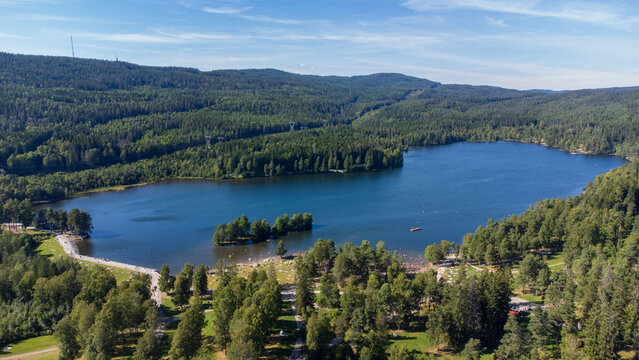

[0,347,57,359]
[56,234,162,306]
[281,287,305,360]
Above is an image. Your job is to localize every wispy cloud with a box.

[238,14,301,25]
[0,32,23,39]
[0,0,57,5]
[402,0,639,28]
[485,16,508,27]
[203,6,251,15]
[82,31,260,44]
[80,33,181,43]
[202,6,303,25]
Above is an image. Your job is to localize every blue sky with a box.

[1,0,638,90]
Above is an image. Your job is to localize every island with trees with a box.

[212,212,312,245]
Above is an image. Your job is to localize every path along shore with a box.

[55,234,162,306]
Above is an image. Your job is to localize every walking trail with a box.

[0,347,57,360]
[281,287,305,360]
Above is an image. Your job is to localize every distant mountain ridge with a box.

[3,52,636,93]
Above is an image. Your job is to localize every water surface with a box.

[50,142,625,269]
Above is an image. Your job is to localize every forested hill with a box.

[0,52,439,90]
[0,52,638,204]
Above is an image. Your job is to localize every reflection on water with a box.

[48,142,625,270]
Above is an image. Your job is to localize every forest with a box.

[421,161,639,359]
[1,52,639,359]
[2,52,639,206]
[0,231,157,357]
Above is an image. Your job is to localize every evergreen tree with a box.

[132,330,160,360]
[210,285,237,353]
[227,336,260,360]
[84,319,115,360]
[159,264,171,293]
[172,274,191,308]
[317,273,340,308]
[460,338,481,360]
[294,256,314,319]
[306,311,333,359]
[192,264,208,297]
[388,344,415,360]
[180,263,194,285]
[529,306,553,352]
[275,240,287,257]
[169,297,205,360]
[495,316,528,360]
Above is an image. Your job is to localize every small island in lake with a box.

[212,212,312,245]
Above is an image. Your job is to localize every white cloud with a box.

[0,0,56,5]
[79,33,182,43]
[78,31,252,44]
[0,32,23,38]
[202,5,304,25]
[485,16,508,27]
[402,0,639,28]
[286,62,317,74]
[203,6,251,15]
[237,14,301,25]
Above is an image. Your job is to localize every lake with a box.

[49,142,625,270]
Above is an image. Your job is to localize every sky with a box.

[1,0,639,90]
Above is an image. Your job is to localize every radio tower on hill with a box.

[70,36,75,58]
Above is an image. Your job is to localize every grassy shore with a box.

[36,234,137,285]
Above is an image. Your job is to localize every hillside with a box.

[0,52,638,204]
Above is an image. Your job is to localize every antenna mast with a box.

[70,36,75,58]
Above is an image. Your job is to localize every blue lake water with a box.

[49,142,625,270]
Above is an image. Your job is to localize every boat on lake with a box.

[410,227,421,232]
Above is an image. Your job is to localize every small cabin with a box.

[0,168,5,175]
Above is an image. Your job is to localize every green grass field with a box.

[36,233,66,259]
[388,328,432,355]
[37,235,137,285]
[545,251,565,272]
[0,335,58,359]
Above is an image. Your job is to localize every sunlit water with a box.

[49,142,625,270]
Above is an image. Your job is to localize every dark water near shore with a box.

[49,142,625,270]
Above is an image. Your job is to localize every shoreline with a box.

[55,234,162,306]
[38,140,628,201]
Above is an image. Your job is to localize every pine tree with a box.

[192,264,208,297]
[495,316,528,360]
[275,240,287,257]
[173,274,191,307]
[159,264,171,293]
[306,311,332,359]
[132,330,160,360]
[317,273,340,308]
[169,297,205,360]
[460,338,481,360]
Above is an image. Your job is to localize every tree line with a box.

[0,199,92,237]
